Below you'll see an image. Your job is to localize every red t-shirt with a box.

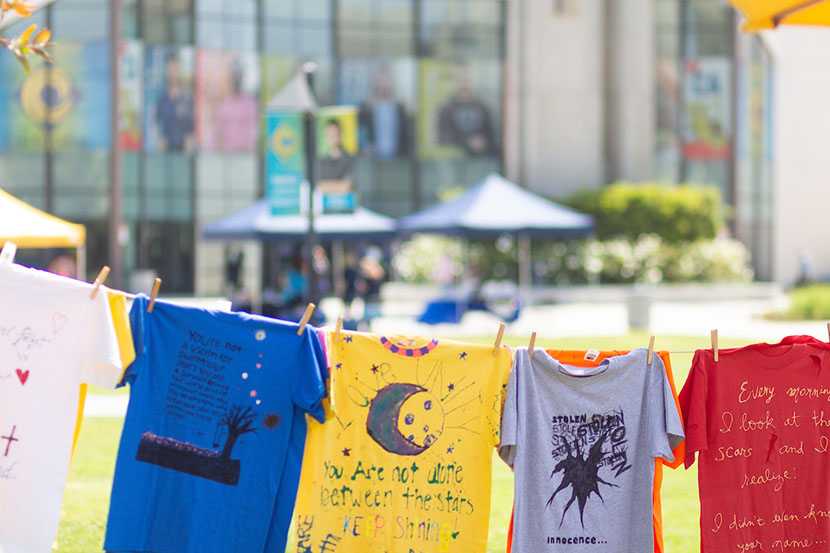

[679,336,830,553]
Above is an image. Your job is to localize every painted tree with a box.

[0,1,53,73]
[218,405,257,459]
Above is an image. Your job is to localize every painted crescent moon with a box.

[366,383,444,456]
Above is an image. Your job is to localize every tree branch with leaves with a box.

[0,1,53,73]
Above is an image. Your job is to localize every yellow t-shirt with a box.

[70,291,136,457]
[295,331,513,553]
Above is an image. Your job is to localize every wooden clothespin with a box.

[147,278,162,313]
[493,323,506,356]
[711,329,719,362]
[334,315,344,344]
[528,331,537,360]
[647,335,655,365]
[90,266,110,299]
[297,303,316,335]
[0,242,17,264]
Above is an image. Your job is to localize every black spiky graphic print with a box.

[547,409,632,528]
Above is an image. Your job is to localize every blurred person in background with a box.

[311,245,331,296]
[360,247,386,326]
[278,250,308,315]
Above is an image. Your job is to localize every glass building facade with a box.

[0,0,506,292]
[654,0,773,280]
[0,0,774,290]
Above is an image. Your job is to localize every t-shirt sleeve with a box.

[658,351,685,470]
[80,286,125,389]
[291,327,327,423]
[678,351,709,469]
[498,352,520,468]
[647,355,685,463]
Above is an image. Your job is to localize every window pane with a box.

[52,0,109,41]
[53,151,109,220]
[0,153,45,208]
[143,0,193,44]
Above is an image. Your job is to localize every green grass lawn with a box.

[58,334,745,553]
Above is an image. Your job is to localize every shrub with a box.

[393,234,463,283]
[564,183,723,244]
[661,237,754,283]
[779,285,830,321]
[582,234,666,284]
[538,235,752,285]
[394,234,753,286]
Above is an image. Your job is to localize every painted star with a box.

[335,363,343,370]
[370,364,380,374]
[459,351,468,360]
[410,462,419,473]
[344,336,353,343]
[447,446,454,454]
[342,447,351,456]
[448,383,455,392]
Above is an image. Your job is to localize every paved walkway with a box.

[372,297,826,341]
[85,295,828,418]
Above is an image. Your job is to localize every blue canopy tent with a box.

[398,173,594,237]
[398,173,594,323]
[202,198,396,241]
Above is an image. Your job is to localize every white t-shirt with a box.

[0,262,123,553]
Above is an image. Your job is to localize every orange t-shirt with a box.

[505,349,685,553]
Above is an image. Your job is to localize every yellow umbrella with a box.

[727,0,830,31]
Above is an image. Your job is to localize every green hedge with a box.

[565,183,723,244]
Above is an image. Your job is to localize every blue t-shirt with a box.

[263,330,328,552]
[104,295,326,553]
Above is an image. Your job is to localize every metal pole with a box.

[44,4,53,215]
[518,233,532,304]
[303,63,318,305]
[109,0,124,288]
[678,0,689,183]
[304,110,317,305]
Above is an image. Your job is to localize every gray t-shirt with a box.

[499,348,684,553]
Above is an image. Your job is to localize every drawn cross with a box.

[2,425,18,457]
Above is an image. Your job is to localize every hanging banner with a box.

[265,111,305,215]
[0,40,111,151]
[316,106,358,214]
[682,57,732,160]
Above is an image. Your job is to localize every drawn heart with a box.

[52,313,68,334]
[16,369,29,385]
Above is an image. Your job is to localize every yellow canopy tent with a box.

[726,0,830,31]
[0,188,87,277]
